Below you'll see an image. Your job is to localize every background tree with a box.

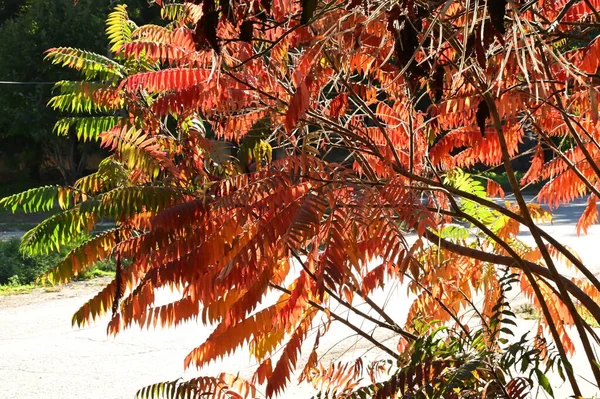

[0,0,159,184]
[0,0,23,23]
[3,0,600,398]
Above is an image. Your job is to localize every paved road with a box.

[0,280,402,399]
[1,197,600,398]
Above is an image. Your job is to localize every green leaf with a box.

[45,47,125,80]
[48,80,122,117]
[55,116,125,142]
[161,3,185,21]
[44,229,120,285]
[535,369,554,397]
[19,186,183,256]
[0,186,74,213]
[106,4,135,54]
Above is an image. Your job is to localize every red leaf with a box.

[328,93,348,118]
[285,81,310,133]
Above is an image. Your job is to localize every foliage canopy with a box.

[3,0,600,397]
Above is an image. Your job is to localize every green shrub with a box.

[0,236,116,286]
[6,274,21,286]
[0,238,58,285]
[74,257,116,281]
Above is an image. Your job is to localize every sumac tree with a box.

[3,0,600,397]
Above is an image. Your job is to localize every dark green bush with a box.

[0,236,115,285]
[0,238,58,285]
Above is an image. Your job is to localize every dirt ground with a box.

[0,277,113,308]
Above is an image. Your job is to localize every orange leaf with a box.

[486,179,505,198]
[577,195,598,235]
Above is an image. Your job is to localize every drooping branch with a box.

[484,86,600,387]
[422,229,600,327]
[268,283,399,358]
[291,251,418,341]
